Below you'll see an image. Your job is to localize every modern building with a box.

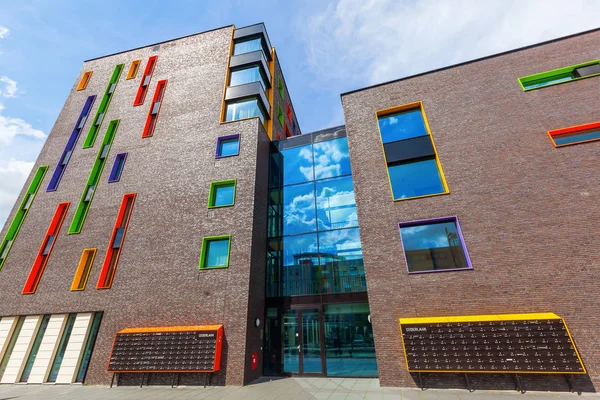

[0,22,598,392]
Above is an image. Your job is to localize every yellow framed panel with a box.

[77,71,93,91]
[398,312,587,374]
[375,101,450,202]
[71,248,97,291]
[126,60,141,80]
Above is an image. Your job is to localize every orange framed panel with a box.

[97,193,136,289]
[71,248,97,291]
[126,60,141,80]
[398,313,587,375]
[547,120,600,148]
[77,71,93,91]
[22,202,70,294]
[375,101,450,202]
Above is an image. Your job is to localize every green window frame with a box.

[519,59,600,91]
[83,64,124,148]
[199,235,232,270]
[278,76,284,98]
[0,165,48,271]
[69,120,120,234]
[208,179,236,209]
[278,104,284,128]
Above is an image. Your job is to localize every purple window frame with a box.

[108,153,128,183]
[398,216,473,274]
[215,133,240,159]
[47,95,96,191]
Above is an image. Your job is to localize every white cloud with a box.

[0,76,18,98]
[0,158,34,228]
[304,0,600,87]
[0,25,8,39]
[0,114,47,145]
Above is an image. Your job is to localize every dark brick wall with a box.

[0,25,270,386]
[341,30,600,390]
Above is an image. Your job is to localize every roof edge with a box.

[340,26,600,97]
[84,24,235,63]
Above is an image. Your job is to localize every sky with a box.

[0,0,599,227]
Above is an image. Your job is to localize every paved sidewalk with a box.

[0,377,597,399]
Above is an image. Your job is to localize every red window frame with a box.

[142,80,167,138]
[286,102,292,121]
[22,202,70,294]
[284,122,291,138]
[133,56,158,106]
[547,120,600,147]
[97,193,136,289]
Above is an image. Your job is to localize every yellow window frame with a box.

[71,248,97,291]
[77,71,93,91]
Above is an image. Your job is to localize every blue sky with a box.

[1,0,599,226]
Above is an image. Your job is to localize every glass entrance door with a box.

[282,308,324,375]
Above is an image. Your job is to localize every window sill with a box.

[392,190,450,202]
[407,266,473,275]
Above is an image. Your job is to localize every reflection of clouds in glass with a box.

[319,228,362,260]
[315,176,358,230]
[313,138,351,179]
[283,234,318,265]
[283,184,316,235]
[282,145,313,186]
[298,146,314,181]
[400,222,456,251]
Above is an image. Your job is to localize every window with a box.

[70,119,120,234]
[83,64,123,148]
[233,38,262,56]
[548,121,600,147]
[519,59,600,91]
[71,249,97,291]
[134,56,157,106]
[142,80,167,138]
[208,180,236,208]
[108,153,127,182]
[278,76,284,98]
[97,193,136,289]
[284,123,291,138]
[0,166,48,271]
[76,71,93,91]
[126,60,141,80]
[47,314,77,383]
[398,216,472,274]
[215,134,240,158]
[0,317,25,379]
[23,202,70,294]
[230,66,267,91]
[278,104,284,127]
[286,102,292,121]
[225,98,265,122]
[75,312,103,383]
[377,102,448,201]
[19,314,51,382]
[48,95,96,191]
[199,235,231,269]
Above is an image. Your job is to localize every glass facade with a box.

[267,136,366,297]
[233,38,262,56]
[230,66,267,91]
[225,98,265,123]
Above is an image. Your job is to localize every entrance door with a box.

[282,308,324,375]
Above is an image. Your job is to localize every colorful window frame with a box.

[208,180,236,209]
[108,153,127,183]
[376,102,449,201]
[547,121,600,148]
[199,235,231,270]
[23,202,70,294]
[47,95,96,192]
[126,60,141,80]
[71,248,97,291]
[0,166,48,271]
[519,59,600,91]
[398,216,472,274]
[76,71,93,91]
[83,64,123,148]
[97,193,136,289]
[215,134,240,158]
[278,76,284,98]
[142,80,167,138]
[69,119,120,234]
[277,104,284,127]
[134,55,157,106]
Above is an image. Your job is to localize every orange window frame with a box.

[22,202,70,294]
[547,120,600,148]
[97,193,136,289]
[77,71,93,91]
[142,80,167,138]
[71,248,97,291]
[126,60,141,80]
[133,56,157,106]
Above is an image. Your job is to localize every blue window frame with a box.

[233,38,262,56]
[230,66,267,91]
[216,134,240,158]
[108,153,127,183]
[225,98,265,123]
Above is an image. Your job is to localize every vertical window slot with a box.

[76,72,93,91]
[133,56,157,106]
[126,60,141,80]
[142,80,167,138]
[71,249,97,291]
[108,153,127,183]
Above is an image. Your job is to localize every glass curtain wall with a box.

[267,135,366,297]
